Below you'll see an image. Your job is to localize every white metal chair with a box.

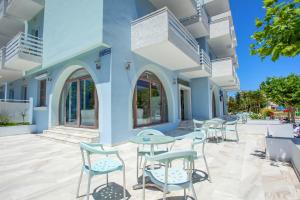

[224,119,239,142]
[142,150,198,200]
[77,142,126,200]
[136,129,169,182]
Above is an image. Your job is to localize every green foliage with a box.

[0,114,10,126]
[250,0,300,61]
[250,113,264,120]
[0,122,30,127]
[260,74,300,122]
[261,108,275,117]
[228,90,268,114]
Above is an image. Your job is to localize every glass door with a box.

[65,81,78,126]
[80,78,97,127]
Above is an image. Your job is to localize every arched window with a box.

[133,71,168,127]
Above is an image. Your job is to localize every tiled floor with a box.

[0,123,300,200]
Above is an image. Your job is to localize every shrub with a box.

[261,108,275,118]
[250,113,264,120]
[0,114,10,125]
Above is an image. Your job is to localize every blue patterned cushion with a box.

[84,157,123,174]
[146,167,189,185]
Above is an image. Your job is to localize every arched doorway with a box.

[132,71,168,128]
[59,68,98,128]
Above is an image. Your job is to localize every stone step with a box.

[177,120,194,130]
[44,129,98,140]
[40,127,99,144]
[51,126,99,134]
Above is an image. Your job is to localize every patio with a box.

[1,123,300,200]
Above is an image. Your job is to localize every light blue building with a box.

[0,0,240,145]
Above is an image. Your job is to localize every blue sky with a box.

[230,0,300,91]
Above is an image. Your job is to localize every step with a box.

[38,133,82,144]
[40,131,99,144]
[43,130,99,141]
[46,129,99,139]
[51,126,99,134]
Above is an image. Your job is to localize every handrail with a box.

[132,7,199,54]
[200,49,211,71]
[211,57,232,63]
[5,32,43,62]
[0,99,30,103]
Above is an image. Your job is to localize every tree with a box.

[260,74,300,122]
[228,90,267,114]
[250,0,300,61]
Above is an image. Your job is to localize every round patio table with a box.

[130,134,175,190]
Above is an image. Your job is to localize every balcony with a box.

[180,5,210,38]
[179,49,211,78]
[203,0,230,16]
[0,0,24,44]
[222,75,240,91]
[149,0,198,19]
[208,11,237,58]
[4,32,42,71]
[211,57,238,88]
[131,8,201,70]
[5,0,43,21]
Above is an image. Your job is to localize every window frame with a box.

[133,72,168,128]
[38,79,47,107]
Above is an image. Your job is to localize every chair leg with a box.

[76,168,83,198]
[123,168,126,199]
[236,130,239,143]
[142,173,146,200]
[106,174,109,187]
[190,183,198,200]
[86,174,92,200]
[203,155,211,182]
[184,188,187,200]
[136,155,139,182]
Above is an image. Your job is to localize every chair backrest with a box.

[79,142,105,168]
[203,120,222,129]
[137,129,165,137]
[145,150,197,164]
[193,119,204,131]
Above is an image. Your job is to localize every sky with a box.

[229,0,300,91]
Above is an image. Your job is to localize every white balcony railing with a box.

[5,32,43,62]
[200,49,211,73]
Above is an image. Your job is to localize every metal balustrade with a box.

[5,32,43,62]
[132,7,199,54]
[200,49,211,73]
[0,47,4,68]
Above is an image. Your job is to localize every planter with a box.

[0,125,37,136]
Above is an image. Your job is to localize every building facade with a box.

[0,0,240,145]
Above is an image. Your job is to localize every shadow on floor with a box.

[92,182,131,200]
[250,150,266,159]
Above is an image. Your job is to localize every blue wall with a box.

[43,0,104,68]
[191,77,211,119]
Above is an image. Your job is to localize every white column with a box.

[28,97,33,124]
[24,20,28,34]
[4,82,8,101]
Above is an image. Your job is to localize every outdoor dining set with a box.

[76,114,246,200]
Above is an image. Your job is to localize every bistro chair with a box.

[77,142,126,200]
[203,120,223,143]
[224,119,239,142]
[142,150,198,200]
[191,128,212,182]
[136,129,169,182]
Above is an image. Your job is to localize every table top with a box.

[129,135,175,145]
[175,131,205,140]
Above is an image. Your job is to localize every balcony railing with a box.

[0,0,5,17]
[5,32,43,62]
[200,49,211,73]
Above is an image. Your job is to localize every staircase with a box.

[40,126,99,144]
[177,120,194,131]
